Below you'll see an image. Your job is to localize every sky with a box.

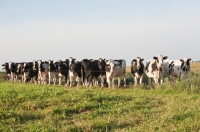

[0,0,200,67]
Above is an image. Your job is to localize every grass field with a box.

[0,62,200,131]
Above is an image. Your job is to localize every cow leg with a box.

[106,77,111,88]
[100,75,104,87]
[59,76,62,85]
[123,75,126,87]
[118,77,121,88]
[112,78,115,88]
[134,77,137,85]
[75,76,80,87]
[69,76,74,87]
[139,76,143,85]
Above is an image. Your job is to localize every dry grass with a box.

[126,62,200,73]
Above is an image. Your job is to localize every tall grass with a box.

[0,63,200,131]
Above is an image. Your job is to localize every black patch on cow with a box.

[114,60,122,68]
[151,61,158,71]
[48,61,57,72]
[168,61,174,74]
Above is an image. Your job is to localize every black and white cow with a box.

[131,57,144,85]
[81,59,101,87]
[55,60,69,85]
[98,58,106,87]
[8,62,17,81]
[145,54,168,85]
[16,63,25,82]
[105,59,126,88]
[37,60,48,84]
[23,62,38,83]
[163,57,192,81]
[47,60,58,85]
[2,62,11,80]
[68,57,85,87]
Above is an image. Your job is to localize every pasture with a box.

[0,63,200,131]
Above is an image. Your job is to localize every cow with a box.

[55,60,69,85]
[8,62,17,81]
[131,57,144,85]
[68,57,85,87]
[2,62,11,80]
[105,59,126,88]
[16,63,25,82]
[98,58,106,87]
[163,57,192,81]
[37,60,48,84]
[23,62,38,83]
[81,59,101,87]
[145,54,168,86]
[47,60,58,85]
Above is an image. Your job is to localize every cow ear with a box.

[188,58,192,61]
[153,57,157,60]
[132,59,136,62]
[180,59,183,62]
[163,56,168,60]
[2,64,5,66]
[141,58,144,61]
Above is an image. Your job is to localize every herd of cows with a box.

[1,55,192,88]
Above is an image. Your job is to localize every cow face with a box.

[180,57,191,71]
[16,63,24,74]
[56,60,63,73]
[37,60,43,72]
[105,60,116,72]
[132,57,144,70]
[98,58,106,72]
[68,57,76,66]
[23,62,29,72]
[32,61,38,71]
[153,54,168,71]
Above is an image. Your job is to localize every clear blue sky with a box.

[1,0,200,66]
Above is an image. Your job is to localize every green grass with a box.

[0,64,200,131]
[1,74,200,131]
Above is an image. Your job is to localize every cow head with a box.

[132,57,144,70]
[37,60,43,72]
[2,62,9,72]
[180,57,191,71]
[16,63,24,74]
[81,59,90,70]
[55,60,64,73]
[105,60,116,72]
[23,62,29,73]
[68,57,76,66]
[32,60,38,71]
[153,54,168,71]
[98,58,106,72]
[48,60,57,72]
